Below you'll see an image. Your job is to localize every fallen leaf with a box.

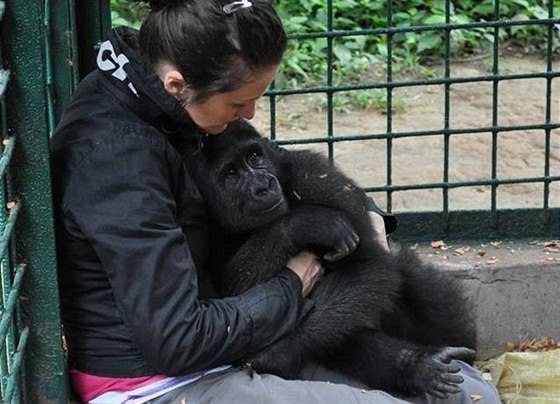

[431,240,447,250]
[543,240,560,253]
[453,247,470,256]
[486,257,498,265]
[490,241,502,248]
[508,336,560,352]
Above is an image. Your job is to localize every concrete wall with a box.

[415,239,560,360]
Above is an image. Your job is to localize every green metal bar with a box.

[0,197,11,401]
[0,200,19,260]
[273,122,560,145]
[0,70,8,98]
[0,83,6,137]
[0,264,26,345]
[326,0,334,161]
[48,0,80,123]
[68,0,79,86]
[0,136,14,176]
[363,175,560,193]
[0,15,11,397]
[543,0,554,212]
[442,0,452,225]
[43,0,56,133]
[287,17,560,41]
[385,0,394,212]
[3,326,29,403]
[1,0,67,401]
[490,0,500,215]
[76,0,112,78]
[267,80,277,140]
[265,70,560,96]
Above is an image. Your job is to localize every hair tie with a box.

[223,0,253,14]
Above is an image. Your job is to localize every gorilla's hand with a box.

[402,346,476,399]
[288,206,359,262]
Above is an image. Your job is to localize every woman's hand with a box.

[286,251,324,296]
[368,211,390,252]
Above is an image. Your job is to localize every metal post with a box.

[1,0,67,401]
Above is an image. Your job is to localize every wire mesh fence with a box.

[254,0,560,240]
[0,2,29,402]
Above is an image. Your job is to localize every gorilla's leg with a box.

[385,246,477,352]
[335,331,475,399]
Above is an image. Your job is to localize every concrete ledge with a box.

[411,239,560,360]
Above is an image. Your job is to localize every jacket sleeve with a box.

[62,135,308,375]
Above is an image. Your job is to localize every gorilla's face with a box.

[198,128,289,233]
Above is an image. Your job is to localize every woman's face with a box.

[186,66,278,135]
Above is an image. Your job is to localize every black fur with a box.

[181,120,477,398]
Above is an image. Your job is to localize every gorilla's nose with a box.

[251,175,279,198]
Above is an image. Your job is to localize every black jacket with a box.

[50,27,308,377]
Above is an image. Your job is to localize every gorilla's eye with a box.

[247,150,263,166]
[223,164,237,177]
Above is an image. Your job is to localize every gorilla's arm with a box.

[219,205,359,296]
[276,146,383,246]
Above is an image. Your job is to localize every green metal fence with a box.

[0,0,80,401]
[262,0,560,241]
[0,3,27,398]
[0,0,558,401]
[0,2,29,402]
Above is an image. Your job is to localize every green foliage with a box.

[110,0,148,29]
[349,89,407,114]
[111,0,560,109]
[272,0,560,87]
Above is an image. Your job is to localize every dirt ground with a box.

[251,54,560,213]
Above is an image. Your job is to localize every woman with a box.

[50,1,499,403]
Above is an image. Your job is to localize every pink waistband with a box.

[70,368,166,403]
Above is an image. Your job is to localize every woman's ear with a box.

[162,69,189,99]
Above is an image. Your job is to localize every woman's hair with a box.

[136,0,287,103]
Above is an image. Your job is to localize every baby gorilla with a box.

[181,120,477,398]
